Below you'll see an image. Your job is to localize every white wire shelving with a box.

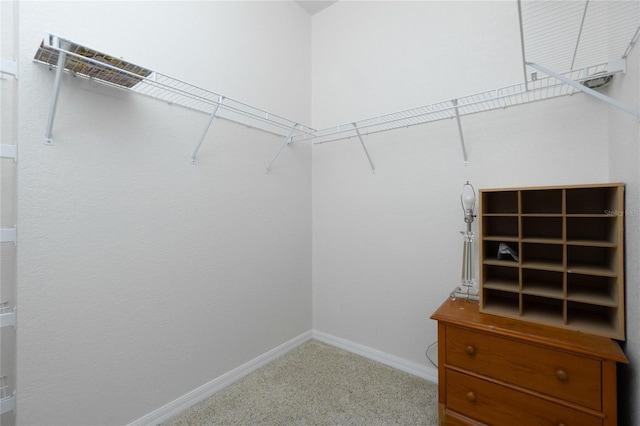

[291,63,612,146]
[0,375,15,415]
[33,33,315,164]
[519,0,640,78]
[32,0,640,166]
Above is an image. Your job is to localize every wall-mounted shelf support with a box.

[0,308,16,329]
[0,58,17,78]
[191,95,224,164]
[353,123,376,174]
[452,99,468,165]
[0,226,16,245]
[0,395,15,415]
[527,62,640,119]
[43,37,69,146]
[33,33,316,153]
[266,124,298,173]
[0,144,17,161]
[0,376,14,415]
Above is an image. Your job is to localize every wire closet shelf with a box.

[292,63,610,145]
[33,33,316,141]
[34,0,640,150]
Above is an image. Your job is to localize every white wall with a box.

[16,2,311,425]
[607,34,640,425]
[14,1,640,425]
[311,0,524,128]
[312,0,610,370]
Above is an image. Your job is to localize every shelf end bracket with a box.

[0,144,17,162]
[527,62,640,119]
[0,226,17,245]
[353,123,376,174]
[453,99,469,165]
[190,95,223,164]
[44,37,68,146]
[266,124,299,173]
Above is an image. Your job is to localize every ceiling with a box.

[295,1,338,16]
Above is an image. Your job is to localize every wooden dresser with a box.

[431,298,628,426]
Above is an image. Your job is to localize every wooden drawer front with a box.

[444,409,487,425]
[446,369,602,426]
[445,325,602,410]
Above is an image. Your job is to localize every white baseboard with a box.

[128,330,313,426]
[312,330,439,384]
[129,329,437,425]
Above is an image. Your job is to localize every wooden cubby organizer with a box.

[479,183,625,340]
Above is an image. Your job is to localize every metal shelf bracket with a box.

[527,62,640,119]
[0,308,16,329]
[0,144,17,161]
[191,95,224,164]
[353,123,376,174]
[43,35,69,146]
[33,33,316,151]
[0,395,15,415]
[452,99,469,165]
[0,226,16,245]
[0,58,18,79]
[0,375,14,415]
[267,124,299,173]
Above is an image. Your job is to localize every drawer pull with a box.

[556,369,568,381]
[466,391,476,402]
[465,345,476,355]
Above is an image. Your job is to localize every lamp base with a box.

[450,282,479,301]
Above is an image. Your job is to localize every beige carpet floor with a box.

[162,339,439,425]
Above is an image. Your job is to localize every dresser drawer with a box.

[445,325,602,410]
[446,369,602,426]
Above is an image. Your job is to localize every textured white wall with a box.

[311,0,523,128]
[312,0,610,368]
[17,2,311,425]
[607,37,640,424]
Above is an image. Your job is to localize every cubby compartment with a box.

[521,242,563,271]
[567,274,617,306]
[522,294,563,323]
[521,189,563,214]
[566,187,619,214]
[483,240,519,265]
[482,289,520,316]
[522,269,563,298]
[566,217,617,245]
[567,245,617,276]
[479,183,625,340]
[482,191,518,214]
[483,264,519,291]
[521,216,563,242]
[482,216,518,240]
[567,302,619,336]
